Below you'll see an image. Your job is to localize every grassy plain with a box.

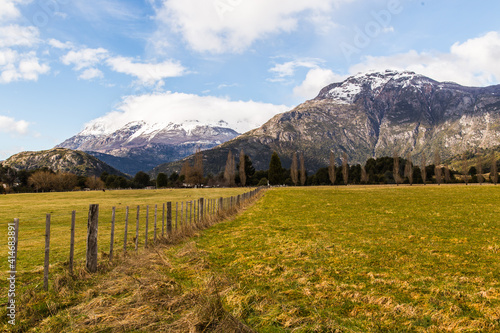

[2,185,500,332]
[183,185,500,332]
[0,188,252,298]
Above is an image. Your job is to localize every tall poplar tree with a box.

[328,151,336,185]
[299,152,306,186]
[421,153,427,185]
[342,152,348,186]
[434,150,442,185]
[291,152,298,186]
[224,151,235,187]
[239,149,246,186]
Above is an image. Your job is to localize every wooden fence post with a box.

[154,204,158,243]
[86,204,99,273]
[200,198,204,222]
[69,211,76,275]
[162,203,165,237]
[145,205,149,248]
[180,202,184,229]
[175,202,178,230]
[167,202,172,234]
[189,201,192,225]
[124,206,129,253]
[135,206,140,252]
[109,207,116,261]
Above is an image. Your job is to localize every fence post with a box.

[135,206,140,252]
[189,201,192,225]
[167,202,172,234]
[86,204,99,273]
[175,202,178,230]
[219,197,223,215]
[124,206,129,253]
[154,204,158,243]
[145,205,149,248]
[200,198,204,222]
[162,203,165,237]
[109,207,116,261]
[69,211,76,275]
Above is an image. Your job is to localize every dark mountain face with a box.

[154,70,500,176]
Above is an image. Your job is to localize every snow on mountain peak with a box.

[323,70,428,104]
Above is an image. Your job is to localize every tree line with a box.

[1,149,498,193]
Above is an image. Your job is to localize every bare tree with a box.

[462,151,469,185]
[393,151,402,186]
[291,152,298,186]
[192,149,204,185]
[421,153,427,185]
[224,150,235,187]
[360,165,369,184]
[404,153,413,185]
[299,152,306,186]
[477,154,484,185]
[492,153,498,185]
[180,161,192,184]
[342,152,348,186]
[328,151,336,185]
[239,149,246,186]
[434,151,442,185]
[85,176,105,190]
[28,171,54,192]
[444,164,451,183]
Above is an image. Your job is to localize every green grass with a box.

[0,188,252,302]
[2,185,500,332]
[171,185,500,332]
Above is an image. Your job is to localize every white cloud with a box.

[106,56,186,85]
[0,115,30,135]
[0,25,39,48]
[155,0,348,53]
[83,92,291,135]
[349,31,500,87]
[293,68,347,99]
[48,38,73,50]
[0,0,24,22]
[61,47,109,71]
[269,59,324,81]
[79,67,103,80]
[0,51,49,83]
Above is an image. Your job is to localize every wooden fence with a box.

[8,188,263,292]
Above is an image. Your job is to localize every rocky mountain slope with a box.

[153,70,500,175]
[2,148,127,177]
[57,120,239,174]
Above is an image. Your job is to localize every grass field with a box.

[175,185,500,332]
[2,185,500,332]
[0,188,252,300]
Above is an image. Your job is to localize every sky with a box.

[1,0,500,160]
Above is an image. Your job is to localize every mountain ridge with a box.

[57,120,240,174]
[1,148,127,177]
[153,70,500,176]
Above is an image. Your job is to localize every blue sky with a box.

[1,0,500,160]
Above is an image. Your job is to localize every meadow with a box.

[0,188,252,299]
[180,185,500,332]
[2,185,500,332]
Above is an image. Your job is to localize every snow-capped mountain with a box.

[155,70,500,175]
[57,120,239,175]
